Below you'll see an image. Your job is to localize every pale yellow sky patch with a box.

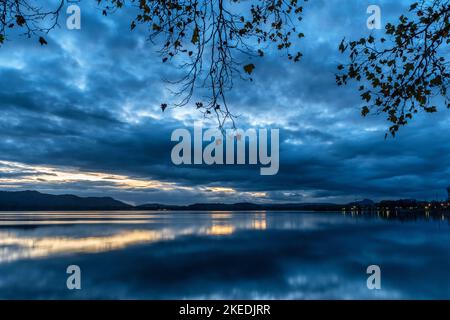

[0,160,190,191]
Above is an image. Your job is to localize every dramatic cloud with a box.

[0,0,449,204]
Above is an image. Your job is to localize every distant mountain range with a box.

[0,190,426,212]
[135,202,347,211]
[0,190,347,211]
[0,190,132,211]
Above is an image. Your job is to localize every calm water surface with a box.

[0,211,449,299]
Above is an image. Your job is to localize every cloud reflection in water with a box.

[0,212,270,263]
[1,211,450,299]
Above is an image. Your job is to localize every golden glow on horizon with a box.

[0,161,266,200]
[0,160,191,192]
[246,192,267,198]
[202,186,267,198]
[205,187,236,193]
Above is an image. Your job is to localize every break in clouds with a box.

[0,0,449,205]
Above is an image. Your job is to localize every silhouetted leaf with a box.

[16,15,25,27]
[243,63,255,75]
[38,37,47,45]
[191,25,199,44]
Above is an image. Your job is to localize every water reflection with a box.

[0,212,270,263]
[206,225,235,236]
[342,209,450,222]
[0,230,176,263]
[7,210,441,264]
[1,211,450,299]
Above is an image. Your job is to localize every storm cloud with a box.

[0,0,449,205]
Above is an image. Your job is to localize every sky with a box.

[0,0,449,205]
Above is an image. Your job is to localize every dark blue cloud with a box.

[0,0,448,204]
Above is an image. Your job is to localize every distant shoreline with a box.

[1,190,449,213]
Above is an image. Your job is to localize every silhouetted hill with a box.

[0,191,346,211]
[135,202,344,211]
[1,190,445,213]
[0,190,132,211]
[186,202,263,211]
[347,199,375,207]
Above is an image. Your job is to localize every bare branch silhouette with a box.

[0,0,65,44]
[337,0,449,137]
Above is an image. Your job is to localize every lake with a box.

[0,211,449,299]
